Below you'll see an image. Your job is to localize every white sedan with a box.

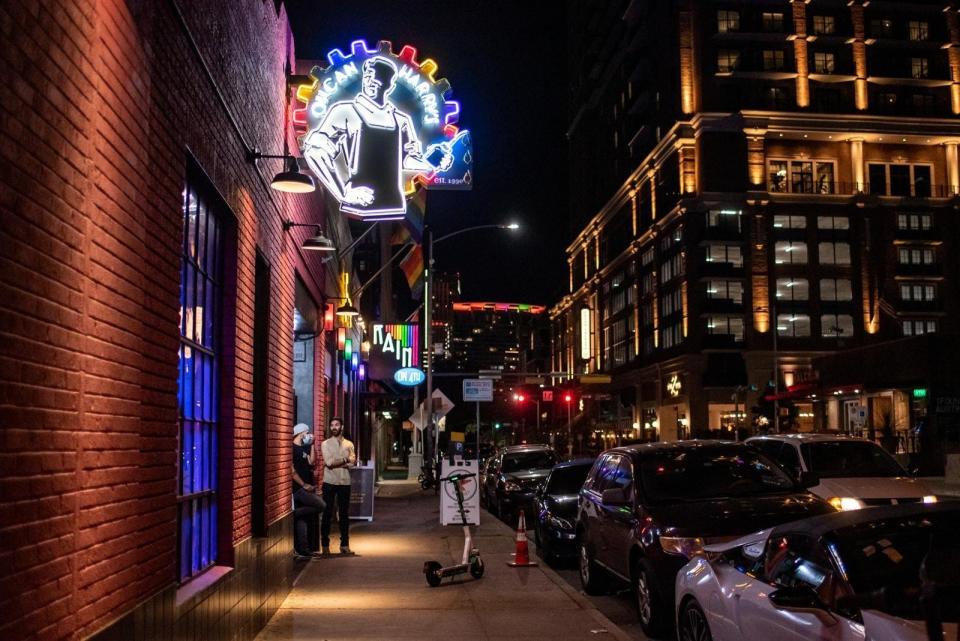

[675,503,959,641]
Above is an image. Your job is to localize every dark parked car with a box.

[577,440,833,637]
[484,444,558,521]
[534,458,594,563]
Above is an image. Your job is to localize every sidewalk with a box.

[254,481,631,641]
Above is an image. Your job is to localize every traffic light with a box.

[516,393,526,402]
[494,422,501,430]
[564,393,573,403]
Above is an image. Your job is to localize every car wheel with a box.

[678,598,713,641]
[578,540,607,595]
[634,560,667,637]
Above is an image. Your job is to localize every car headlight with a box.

[923,495,938,504]
[503,480,521,492]
[828,497,865,511]
[548,515,574,530]
[659,536,705,558]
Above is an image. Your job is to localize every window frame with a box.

[867,162,935,196]
[767,159,837,194]
[775,241,809,265]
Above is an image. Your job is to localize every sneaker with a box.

[321,546,331,555]
[339,546,353,555]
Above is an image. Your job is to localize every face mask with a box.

[302,434,314,446]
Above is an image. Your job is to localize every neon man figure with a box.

[302,56,453,217]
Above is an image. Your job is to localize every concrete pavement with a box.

[254,480,632,641]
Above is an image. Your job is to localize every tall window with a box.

[763,50,785,71]
[767,160,836,193]
[821,314,854,338]
[818,242,851,265]
[178,177,224,582]
[820,278,853,301]
[897,214,932,231]
[909,21,929,41]
[705,244,743,267]
[773,214,807,229]
[813,52,835,74]
[776,278,809,301]
[717,50,740,73]
[706,316,744,341]
[903,319,937,336]
[777,314,811,337]
[900,283,936,301]
[706,280,744,304]
[762,12,784,31]
[775,241,808,265]
[912,58,929,79]
[812,16,835,35]
[718,10,740,33]
[817,216,849,230]
[898,247,935,265]
[868,163,932,197]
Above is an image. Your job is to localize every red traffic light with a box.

[517,394,526,402]
[564,394,573,403]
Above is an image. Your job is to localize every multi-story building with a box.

[552,0,960,459]
[448,302,548,374]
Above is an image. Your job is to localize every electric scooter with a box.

[423,472,485,587]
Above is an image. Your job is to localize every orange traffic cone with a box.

[506,509,538,567]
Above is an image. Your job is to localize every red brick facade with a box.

[0,1,330,639]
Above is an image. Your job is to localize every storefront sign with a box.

[295,40,473,221]
[667,374,682,398]
[368,323,420,382]
[580,308,591,360]
[394,367,425,386]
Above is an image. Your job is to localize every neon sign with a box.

[394,367,426,386]
[295,40,473,221]
[580,308,591,360]
[667,375,682,398]
[371,323,420,368]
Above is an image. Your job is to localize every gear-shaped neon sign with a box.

[293,39,473,221]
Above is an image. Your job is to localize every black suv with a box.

[484,444,558,521]
[577,440,832,636]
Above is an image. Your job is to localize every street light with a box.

[564,393,573,457]
[424,222,521,465]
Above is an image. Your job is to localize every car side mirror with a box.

[798,471,819,489]
[601,487,630,506]
[769,585,826,610]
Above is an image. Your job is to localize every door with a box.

[734,534,864,640]
[603,455,637,578]
[581,454,614,564]
[593,454,623,568]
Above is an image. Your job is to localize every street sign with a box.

[408,389,456,429]
[463,379,494,402]
[580,375,612,384]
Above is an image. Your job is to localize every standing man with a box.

[292,423,325,559]
[321,417,356,555]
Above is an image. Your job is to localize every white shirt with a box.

[321,436,356,486]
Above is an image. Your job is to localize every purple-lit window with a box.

[177,178,223,582]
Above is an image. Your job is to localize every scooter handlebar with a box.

[440,473,476,482]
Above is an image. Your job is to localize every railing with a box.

[766,181,955,198]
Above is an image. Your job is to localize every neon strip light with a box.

[451,302,546,314]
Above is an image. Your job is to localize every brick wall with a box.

[0,1,329,639]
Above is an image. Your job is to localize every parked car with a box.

[747,434,937,510]
[675,502,960,641]
[483,444,558,521]
[533,458,594,563]
[577,441,833,637]
[478,454,498,508]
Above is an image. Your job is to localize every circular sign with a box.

[442,466,478,503]
[394,367,426,386]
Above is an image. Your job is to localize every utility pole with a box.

[424,227,437,458]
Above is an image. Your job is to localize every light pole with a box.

[564,393,573,458]
[425,222,520,461]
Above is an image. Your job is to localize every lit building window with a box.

[177,176,225,582]
[898,247,935,265]
[705,244,743,267]
[773,215,807,229]
[909,20,929,41]
[897,214,932,231]
[813,52,835,74]
[777,314,812,337]
[707,209,742,230]
[820,278,853,301]
[821,314,854,338]
[903,319,937,336]
[767,160,836,194]
[706,315,745,341]
[912,57,929,79]
[717,10,740,33]
[818,242,851,265]
[812,15,835,35]
[900,283,936,301]
[775,241,808,265]
[776,278,809,301]
[717,50,740,73]
[763,50,785,71]
[817,216,849,230]
[706,280,744,304]
[762,12,784,32]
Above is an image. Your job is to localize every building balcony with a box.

[764,181,953,199]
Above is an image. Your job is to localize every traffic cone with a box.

[506,509,538,567]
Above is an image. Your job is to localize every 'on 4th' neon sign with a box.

[294,40,473,221]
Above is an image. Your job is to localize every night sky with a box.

[285,0,569,305]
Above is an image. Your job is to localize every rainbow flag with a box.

[399,244,424,299]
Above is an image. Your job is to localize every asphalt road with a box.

[486,502,667,641]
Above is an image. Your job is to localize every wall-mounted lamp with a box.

[282,220,335,252]
[336,302,360,318]
[248,150,315,193]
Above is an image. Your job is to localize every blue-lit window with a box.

[177,177,223,582]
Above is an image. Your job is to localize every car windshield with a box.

[831,511,960,622]
[546,464,592,495]
[502,451,557,473]
[800,441,905,478]
[639,446,796,502]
